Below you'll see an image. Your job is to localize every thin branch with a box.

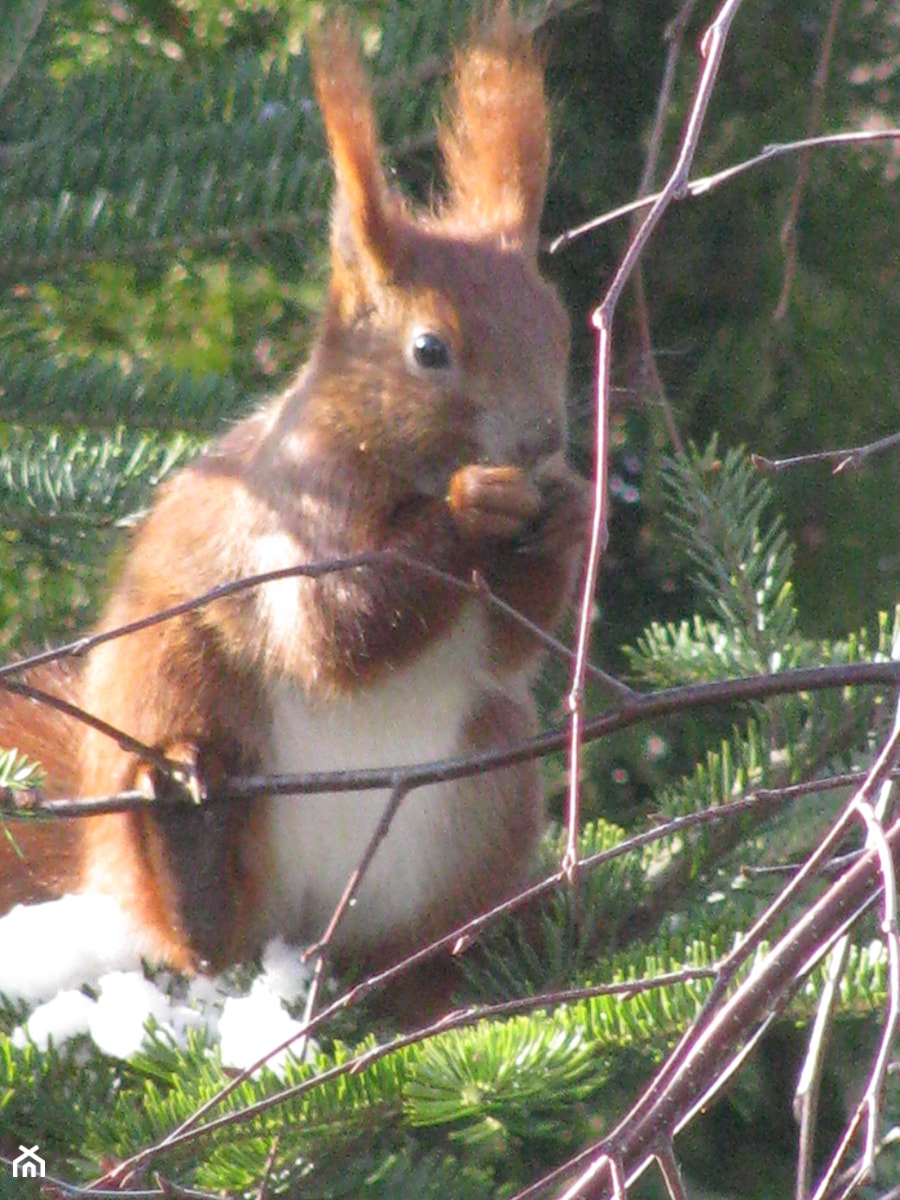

[752,429,900,476]
[743,850,865,883]
[0,548,626,809]
[564,0,747,888]
[795,726,900,1199]
[749,767,900,806]
[0,678,182,785]
[302,779,410,964]
[629,0,697,455]
[15,787,816,1161]
[625,698,877,944]
[252,1134,281,1200]
[773,0,844,322]
[0,553,408,680]
[297,780,411,1049]
[100,770,853,1188]
[557,1155,625,1200]
[87,728,900,1191]
[469,569,634,698]
[655,1143,688,1200]
[93,790,819,1186]
[809,696,900,1199]
[549,129,900,254]
[3,660,899,818]
[794,937,850,1200]
[0,549,620,690]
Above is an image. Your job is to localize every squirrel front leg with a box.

[447,460,592,671]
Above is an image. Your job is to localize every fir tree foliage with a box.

[0,747,43,794]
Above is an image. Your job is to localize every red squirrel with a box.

[0,10,590,991]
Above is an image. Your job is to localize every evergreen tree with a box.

[1,2,899,1197]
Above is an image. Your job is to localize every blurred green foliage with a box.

[1,1,899,1196]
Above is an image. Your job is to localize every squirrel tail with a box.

[0,661,84,907]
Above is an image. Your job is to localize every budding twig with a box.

[753,429,900,476]
[549,129,900,254]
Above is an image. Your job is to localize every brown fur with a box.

[0,8,591,999]
[0,663,83,908]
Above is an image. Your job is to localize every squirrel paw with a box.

[447,464,542,541]
[135,741,206,805]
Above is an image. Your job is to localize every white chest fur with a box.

[258,607,504,951]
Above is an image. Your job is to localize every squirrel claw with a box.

[135,742,206,805]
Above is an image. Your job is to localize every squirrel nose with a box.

[518,419,562,467]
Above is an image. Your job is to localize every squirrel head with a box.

[301,8,571,498]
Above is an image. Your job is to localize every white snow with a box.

[219,978,309,1075]
[0,894,145,1001]
[0,895,315,1075]
[12,988,96,1050]
[88,971,174,1059]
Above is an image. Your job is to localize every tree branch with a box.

[550,129,900,254]
[3,660,898,817]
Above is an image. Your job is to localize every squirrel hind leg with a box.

[132,798,262,974]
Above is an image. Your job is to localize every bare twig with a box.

[655,1144,688,1200]
[507,698,900,1200]
[743,851,864,883]
[629,0,697,455]
[302,779,410,965]
[86,715,900,1194]
[101,757,868,1189]
[90,965,719,1189]
[3,660,898,818]
[748,767,900,806]
[0,546,627,815]
[469,570,634,698]
[794,936,851,1200]
[773,0,844,322]
[549,129,900,254]
[753,429,900,476]
[794,723,900,1199]
[809,696,900,1199]
[0,678,182,786]
[297,779,411,1045]
[0,550,620,690]
[563,0,747,888]
[252,1134,281,1200]
[557,1154,626,1200]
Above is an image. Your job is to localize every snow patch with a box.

[0,894,144,1001]
[0,897,315,1075]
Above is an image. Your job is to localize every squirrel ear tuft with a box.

[439,6,550,253]
[310,19,403,299]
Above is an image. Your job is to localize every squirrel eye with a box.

[410,330,452,372]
